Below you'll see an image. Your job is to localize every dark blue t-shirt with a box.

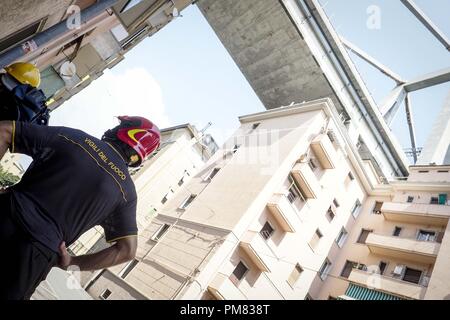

[9,121,138,253]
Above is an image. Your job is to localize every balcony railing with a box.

[239,231,275,273]
[207,273,247,300]
[365,233,440,264]
[382,202,450,226]
[267,194,299,232]
[348,269,428,300]
[291,162,321,199]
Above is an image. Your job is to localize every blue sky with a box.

[319,0,450,158]
[52,1,450,159]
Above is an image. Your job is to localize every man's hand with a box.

[57,237,137,272]
[57,242,72,270]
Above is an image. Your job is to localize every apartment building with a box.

[83,98,450,300]
[317,165,450,300]
[0,0,195,110]
[68,123,218,256]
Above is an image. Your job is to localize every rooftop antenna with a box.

[200,122,213,135]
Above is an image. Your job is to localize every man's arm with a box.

[58,237,137,271]
[0,121,13,161]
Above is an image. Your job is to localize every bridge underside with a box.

[197,0,342,111]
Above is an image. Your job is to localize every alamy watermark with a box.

[66,5,82,30]
[367,5,382,30]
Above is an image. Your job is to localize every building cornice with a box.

[390,181,450,192]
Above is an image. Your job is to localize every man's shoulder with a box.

[56,126,95,139]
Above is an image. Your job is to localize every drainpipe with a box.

[0,0,119,69]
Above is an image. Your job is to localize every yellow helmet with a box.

[4,62,41,88]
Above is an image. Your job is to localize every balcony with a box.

[266,194,298,233]
[239,231,274,273]
[382,202,450,226]
[310,134,337,169]
[291,163,321,199]
[207,273,247,300]
[365,233,440,264]
[348,269,427,300]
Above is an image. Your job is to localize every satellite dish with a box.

[60,61,77,80]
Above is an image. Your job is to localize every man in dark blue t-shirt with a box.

[0,116,160,300]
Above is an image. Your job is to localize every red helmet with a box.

[115,116,160,166]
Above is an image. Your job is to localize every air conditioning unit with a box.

[327,130,337,143]
[393,265,405,277]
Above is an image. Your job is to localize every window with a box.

[357,229,372,244]
[308,158,318,171]
[336,228,348,247]
[179,194,196,209]
[348,172,355,181]
[327,130,336,142]
[319,259,332,280]
[161,189,174,205]
[204,168,220,182]
[372,201,383,214]
[99,289,112,300]
[417,230,436,242]
[178,177,185,186]
[379,261,388,275]
[249,123,260,133]
[439,194,448,205]
[403,267,422,284]
[309,229,323,249]
[288,264,303,287]
[430,197,439,205]
[355,263,367,271]
[393,227,402,237]
[287,175,305,204]
[326,207,335,222]
[438,170,449,173]
[232,261,249,281]
[260,222,275,240]
[287,185,300,203]
[407,196,414,203]
[419,170,429,173]
[351,199,362,218]
[151,224,170,242]
[0,19,45,53]
[340,260,356,278]
[333,199,340,208]
[119,259,139,279]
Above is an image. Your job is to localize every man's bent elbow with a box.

[116,237,137,263]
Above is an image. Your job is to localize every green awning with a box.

[344,284,404,300]
[439,194,448,205]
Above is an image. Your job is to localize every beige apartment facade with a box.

[85,98,450,300]
[81,98,449,301]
